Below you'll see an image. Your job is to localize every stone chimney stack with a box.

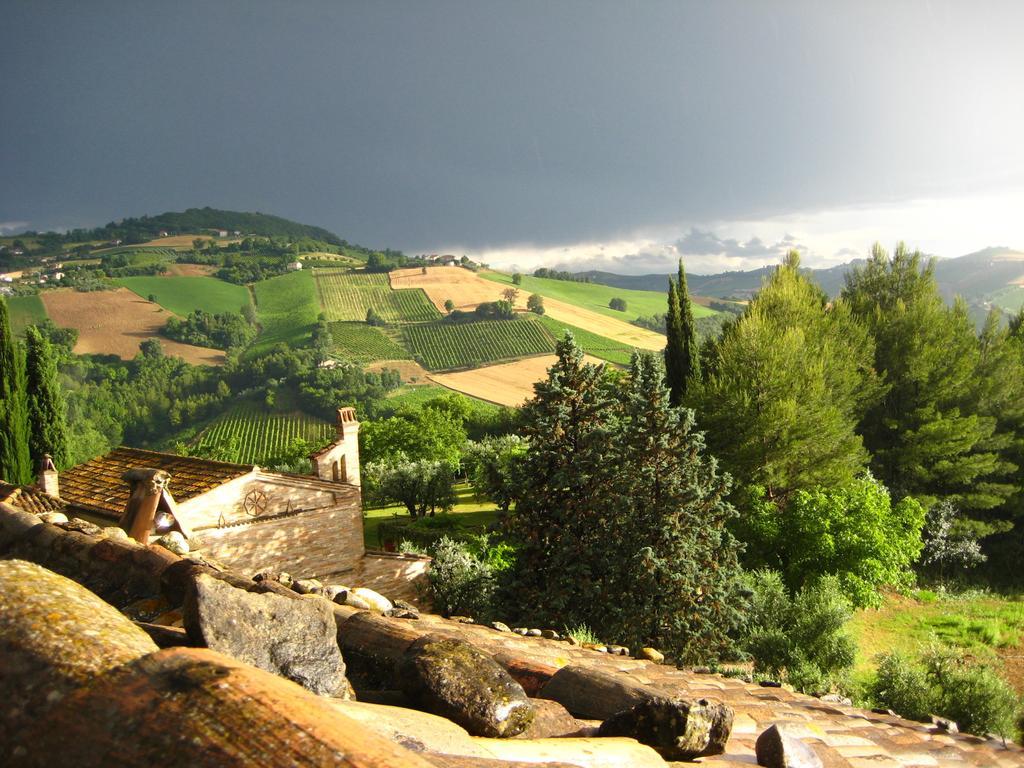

[119,468,171,545]
[310,408,361,486]
[37,455,59,498]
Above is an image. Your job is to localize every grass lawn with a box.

[849,590,1024,694]
[362,483,501,549]
[482,270,718,323]
[250,269,320,353]
[6,294,47,335]
[115,275,251,317]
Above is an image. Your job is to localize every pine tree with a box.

[677,260,700,394]
[25,325,70,470]
[608,352,742,662]
[0,298,32,484]
[505,332,617,627]
[692,251,880,502]
[663,277,685,405]
[842,243,1006,514]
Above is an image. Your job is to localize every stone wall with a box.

[347,550,431,605]
[193,503,364,580]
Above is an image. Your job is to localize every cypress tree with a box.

[664,278,685,405]
[677,260,701,395]
[0,298,32,484]
[25,325,70,470]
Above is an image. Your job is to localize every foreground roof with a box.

[59,447,254,517]
[0,482,67,516]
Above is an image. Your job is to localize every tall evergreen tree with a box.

[677,260,701,395]
[505,333,617,627]
[25,325,70,470]
[0,298,32,484]
[663,277,685,405]
[608,352,742,662]
[842,243,1006,514]
[692,251,880,502]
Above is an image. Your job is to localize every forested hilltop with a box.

[34,207,344,246]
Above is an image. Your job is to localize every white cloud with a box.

[459,189,1024,275]
[0,221,30,234]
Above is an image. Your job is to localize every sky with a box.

[2,1,1022,275]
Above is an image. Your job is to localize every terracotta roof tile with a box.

[60,447,254,518]
[0,482,68,515]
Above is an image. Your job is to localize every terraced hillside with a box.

[314,270,439,323]
[194,403,333,464]
[401,315,556,370]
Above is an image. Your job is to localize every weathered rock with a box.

[324,584,347,602]
[24,646,438,768]
[820,693,852,707]
[583,643,608,653]
[606,645,629,656]
[291,577,322,595]
[931,715,959,734]
[639,647,664,663]
[541,629,559,640]
[398,635,535,738]
[451,615,476,624]
[385,608,420,619]
[352,586,392,613]
[538,664,667,720]
[514,698,585,739]
[755,723,824,768]
[0,559,158,757]
[393,599,418,611]
[101,526,129,540]
[344,591,372,609]
[61,517,103,536]
[335,609,422,689]
[155,530,190,555]
[526,628,543,637]
[513,627,529,635]
[597,696,732,760]
[39,511,69,524]
[490,621,512,633]
[183,572,350,697]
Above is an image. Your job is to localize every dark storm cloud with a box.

[2,1,1022,257]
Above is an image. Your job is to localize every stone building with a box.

[1,408,427,599]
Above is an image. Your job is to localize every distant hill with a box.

[577,248,1024,316]
[51,207,343,246]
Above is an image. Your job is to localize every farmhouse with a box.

[1,408,426,598]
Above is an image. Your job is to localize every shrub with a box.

[742,570,856,694]
[922,647,1020,738]
[426,536,497,619]
[564,624,600,645]
[870,652,934,722]
[609,297,627,311]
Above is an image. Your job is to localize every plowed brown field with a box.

[41,288,225,366]
[428,353,607,407]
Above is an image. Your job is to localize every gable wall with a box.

[191,501,364,579]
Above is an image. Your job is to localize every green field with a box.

[988,285,1024,313]
[328,321,410,362]
[483,271,717,323]
[401,316,556,370]
[314,270,440,323]
[5,295,48,336]
[251,269,320,353]
[115,275,251,316]
[538,315,639,366]
[194,402,333,464]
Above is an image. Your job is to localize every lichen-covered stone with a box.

[155,530,189,555]
[183,572,350,697]
[597,696,733,760]
[398,635,535,738]
[0,559,158,758]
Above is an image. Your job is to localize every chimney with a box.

[37,454,59,498]
[310,408,362,486]
[119,468,171,545]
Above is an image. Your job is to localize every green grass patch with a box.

[849,591,1024,690]
[538,315,639,366]
[362,483,500,549]
[482,270,717,322]
[313,269,440,323]
[5,294,47,336]
[401,315,556,370]
[988,285,1024,313]
[251,269,320,353]
[327,321,410,362]
[194,402,333,464]
[115,275,251,317]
